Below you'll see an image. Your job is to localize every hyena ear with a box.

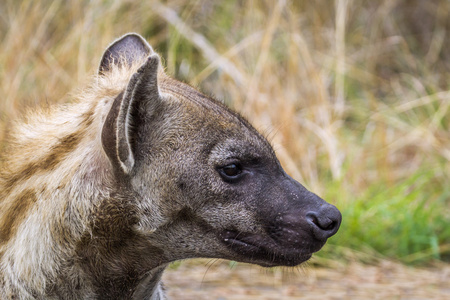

[102,54,162,174]
[99,33,154,75]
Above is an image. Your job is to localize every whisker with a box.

[201,258,220,286]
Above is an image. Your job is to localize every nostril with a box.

[324,221,337,231]
[309,214,319,227]
[306,212,334,230]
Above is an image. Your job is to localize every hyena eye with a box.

[218,163,243,182]
[223,164,241,176]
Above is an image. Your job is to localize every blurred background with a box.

[0,0,449,298]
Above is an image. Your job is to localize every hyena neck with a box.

[76,233,168,299]
[46,103,168,297]
[0,89,166,298]
[72,186,169,298]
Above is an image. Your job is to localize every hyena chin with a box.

[0,33,341,299]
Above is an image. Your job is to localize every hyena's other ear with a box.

[102,54,162,174]
[99,33,153,75]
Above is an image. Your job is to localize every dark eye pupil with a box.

[223,164,241,177]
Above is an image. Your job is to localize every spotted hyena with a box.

[0,33,341,299]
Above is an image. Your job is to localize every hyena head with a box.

[99,33,341,268]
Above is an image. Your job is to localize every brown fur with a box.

[2,109,94,193]
[0,190,37,244]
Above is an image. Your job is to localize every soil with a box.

[163,259,450,300]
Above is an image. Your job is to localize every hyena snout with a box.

[268,200,341,248]
[222,176,342,267]
[262,181,341,258]
[305,203,341,241]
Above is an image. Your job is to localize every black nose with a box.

[306,204,342,241]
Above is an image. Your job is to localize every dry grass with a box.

[0,0,449,262]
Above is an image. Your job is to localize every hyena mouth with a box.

[221,230,316,267]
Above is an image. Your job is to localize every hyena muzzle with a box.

[0,33,341,299]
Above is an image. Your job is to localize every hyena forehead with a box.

[154,76,276,165]
[207,132,277,166]
[176,99,277,166]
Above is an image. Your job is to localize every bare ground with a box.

[163,259,450,300]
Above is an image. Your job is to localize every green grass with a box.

[319,170,450,265]
[0,0,449,265]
